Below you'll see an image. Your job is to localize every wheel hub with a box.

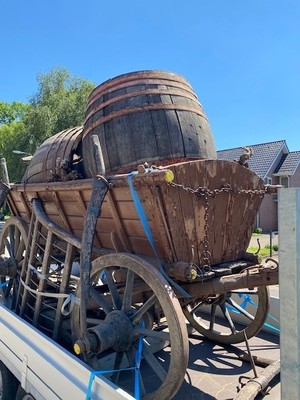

[86,310,134,354]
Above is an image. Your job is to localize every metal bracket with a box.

[21,355,28,390]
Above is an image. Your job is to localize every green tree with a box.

[0,121,28,182]
[0,100,30,182]
[23,67,95,150]
[0,67,95,183]
[0,101,29,125]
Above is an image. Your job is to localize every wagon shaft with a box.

[181,261,279,298]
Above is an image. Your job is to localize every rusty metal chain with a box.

[202,190,211,269]
[168,181,268,197]
[168,182,268,269]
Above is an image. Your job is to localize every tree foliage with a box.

[1,67,96,182]
[0,121,28,182]
[0,101,29,125]
[23,67,95,150]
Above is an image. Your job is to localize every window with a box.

[280,176,289,188]
[264,177,272,185]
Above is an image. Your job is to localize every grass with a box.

[247,243,279,257]
[247,246,275,257]
[247,232,279,258]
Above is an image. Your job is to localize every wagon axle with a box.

[74,310,134,355]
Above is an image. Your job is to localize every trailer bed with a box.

[0,304,134,400]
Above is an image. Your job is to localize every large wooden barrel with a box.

[22,126,84,183]
[82,70,217,176]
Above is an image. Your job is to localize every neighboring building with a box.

[217,140,300,232]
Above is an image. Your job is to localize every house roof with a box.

[217,140,288,179]
[274,151,300,176]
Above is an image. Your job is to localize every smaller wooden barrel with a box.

[22,126,84,183]
[82,70,217,176]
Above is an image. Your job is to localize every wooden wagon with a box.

[0,70,280,399]
[0,156,278,400]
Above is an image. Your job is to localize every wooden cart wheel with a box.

[182,286,270,344]
[0,217,28,308]
[71,253,189,400]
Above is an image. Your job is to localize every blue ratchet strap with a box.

[85,321,144,400]
[227,293,280,333]
[128,171,191,298]
[0,281,9,288]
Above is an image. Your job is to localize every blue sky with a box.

[1,0,299,151]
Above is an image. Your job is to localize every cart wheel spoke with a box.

[142,344,167,382]
[226,297,255,321]
[11,225,21,258]
[183,286,270,344]
[130,294,157,324]
[89,286,113,315]
[122,269,135,313]
[104,267,122,310]
[112,352,124,384]
[134,326,170,342]
[15,239,26,261]
[4,238,13,259]
[190,300,205,314]
[220,303,237,334]
[8,225,15,255]
[139,373,146,397]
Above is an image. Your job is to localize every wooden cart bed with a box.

[7,159,265,267]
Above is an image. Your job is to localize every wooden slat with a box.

[19,192,32,220]
[52,191,72,232]
[162,164,190,263]
[106,191,132,252]
[176,162,197,264]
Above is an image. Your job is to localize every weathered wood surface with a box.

[22,126,84,183]
[7,159,265,266]
[82,70,217,176]
[160,160,265,265]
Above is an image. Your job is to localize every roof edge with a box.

[263,140,289,179]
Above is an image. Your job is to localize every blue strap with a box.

[133,321,144,399]
[85,367,136,400]
[85,321,144,400]
[0,281,8,288]
[127,171,191,298]
[227,293,280,333]
[243,294,280,333]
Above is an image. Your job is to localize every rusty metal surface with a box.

[181,260,279,298]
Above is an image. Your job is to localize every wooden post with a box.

[91,135,106,176]
[79,177,108,343]
[0,158,10,185]
[0,158,10,210]
[279,188,300,400]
